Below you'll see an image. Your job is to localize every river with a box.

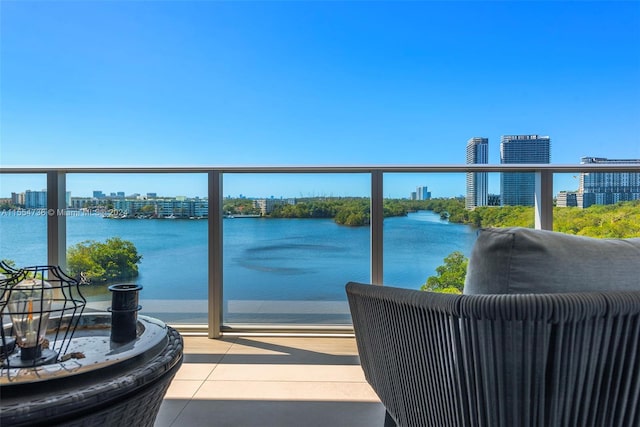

[0,210,477,323]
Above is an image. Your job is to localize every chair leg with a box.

[384,410,397,427]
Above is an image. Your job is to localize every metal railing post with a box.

[370,170,383,285]
[47,171,67,270]
[535,170,553,230]
[208,170,223,338]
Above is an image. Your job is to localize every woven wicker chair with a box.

[346,282,640,427]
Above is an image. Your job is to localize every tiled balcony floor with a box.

[155,335,385,427]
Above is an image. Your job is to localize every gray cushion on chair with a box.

[464,227,640,295]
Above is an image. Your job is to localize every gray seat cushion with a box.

[464,227,640,295]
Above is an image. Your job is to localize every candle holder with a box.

[108,284,143,343]
[1,266,86,368]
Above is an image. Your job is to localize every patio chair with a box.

[346,227,640,427]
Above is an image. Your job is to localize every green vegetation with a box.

[421,198,640,238]
[67,237,142,284]
[223,198,261,216]
[0,201,17,210]
[420,197,468,222]
[270,197,372,224]
[139,204,156,214]
[553,202,640,238]
[421,251,468,294]
[333,199,370,226]
[270,197,349,219]
[466,205,533,228]
[269,197,432,226]
[0,259,17,273]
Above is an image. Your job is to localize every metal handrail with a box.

[2,164,640,173]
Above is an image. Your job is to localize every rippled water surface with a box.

[0,211,477,305]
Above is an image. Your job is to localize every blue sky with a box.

[1,0,639,198]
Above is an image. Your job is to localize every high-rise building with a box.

[21,190,70,208]
[579,157,640,207]
[416,186,431,201]
[465,137,488,210]
[500,135,551,206]
[11,192,25,206]
[24,190,47,209]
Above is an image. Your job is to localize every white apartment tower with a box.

[466,137,488,210]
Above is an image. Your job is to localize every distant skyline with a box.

[1,1,639,198]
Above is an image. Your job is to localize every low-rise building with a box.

[254,198,292,215]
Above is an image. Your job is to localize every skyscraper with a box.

[500,135,551,206]
[416,186,431,201]
[465,137,488,210]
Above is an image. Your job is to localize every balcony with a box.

[2,164,639,427]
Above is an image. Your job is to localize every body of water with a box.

[0,211,477,322]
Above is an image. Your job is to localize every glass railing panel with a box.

[469,171,536,229]
[553,171,640,238]
[0,174,48,268]
[382,173,478,292]
[65,173,209,324]
[222,173,370,326]
[382,171,541,293]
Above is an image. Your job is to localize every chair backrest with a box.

[464,227,640,295]
[346,282,640,427]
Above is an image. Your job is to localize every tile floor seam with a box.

[203,380,368,383]
[169,379,208,398]
[193,336,239,380]
[218,336,245,364]
[202,379,369,384]
[203,364,219,381]
[165,400,187,427]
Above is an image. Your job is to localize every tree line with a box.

[268,197,426,226]
[423,198,640,238]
